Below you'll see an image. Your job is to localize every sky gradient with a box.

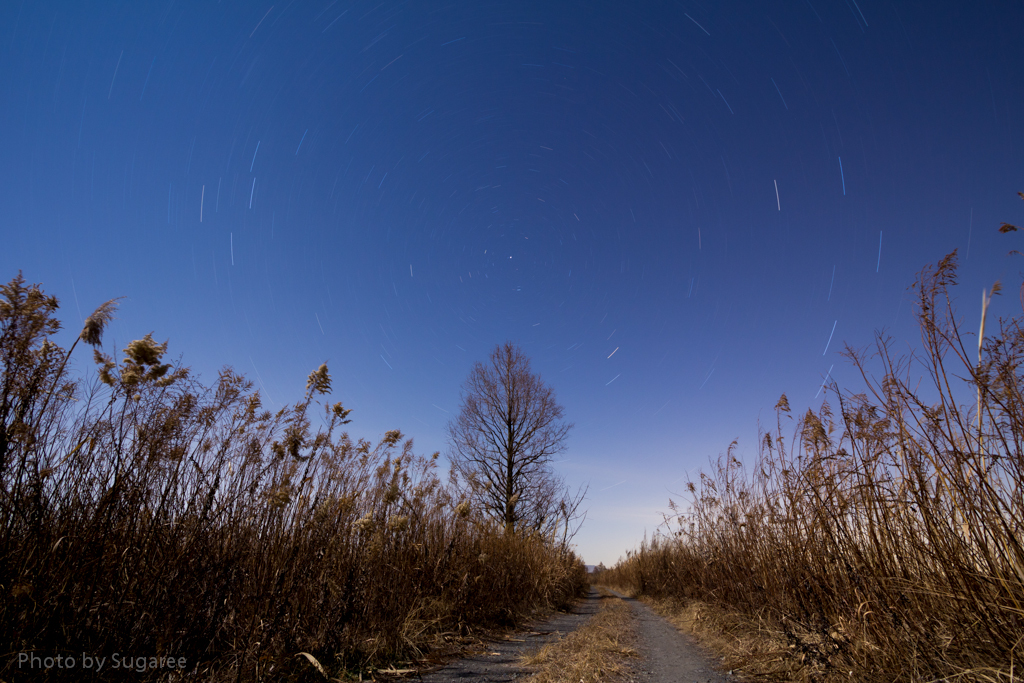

[2,0,1023,565]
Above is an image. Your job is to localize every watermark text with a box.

[18,652,187,673]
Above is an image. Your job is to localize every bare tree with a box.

[446,342,585,539]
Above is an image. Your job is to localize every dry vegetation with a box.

[0,273,587,681]
[601,252,1024,682]
[521,588,638,683]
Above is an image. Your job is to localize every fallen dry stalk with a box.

[522,590,639,683]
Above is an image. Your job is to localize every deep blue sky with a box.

[2,0,1022,564]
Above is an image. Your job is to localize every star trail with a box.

[1,0,1022,564]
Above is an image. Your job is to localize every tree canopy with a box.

[446,342,584,538]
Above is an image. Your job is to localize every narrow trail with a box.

[606,589,734,683]
[413,587,734,683]
[415,588,602,682]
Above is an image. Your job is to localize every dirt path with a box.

[607,589,733,683]
[412,587,734,683]
[414,588,603,682]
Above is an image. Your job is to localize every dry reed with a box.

[601,252,1024,682]
[0,273,586,681]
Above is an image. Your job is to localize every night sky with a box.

[3,0,1022,565]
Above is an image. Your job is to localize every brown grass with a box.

[0,273,587,681]
[638,595,807,680]
[600,252,1024,682]
[521,588,638,683]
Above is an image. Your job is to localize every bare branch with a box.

[445,342,579,536]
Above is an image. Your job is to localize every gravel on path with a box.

[607,589,734,683]
[413,588,602,683]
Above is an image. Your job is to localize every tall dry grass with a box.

[602,252,1024,681]
[0,273,586,681]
